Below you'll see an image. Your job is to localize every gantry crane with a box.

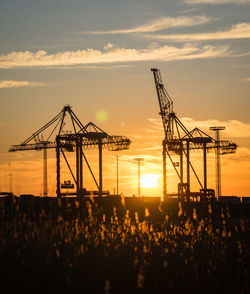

[9,105,84,196]
[151,68,237,201]
[9,105,131,197]
[55,121,131,197]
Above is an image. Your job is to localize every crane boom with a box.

[151,68,174,141]
[21,105,88,145]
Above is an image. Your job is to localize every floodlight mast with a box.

[210,126,225,198]
[134,158,144,197]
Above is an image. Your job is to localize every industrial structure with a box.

[134,158,144,197]
[8,70,238,201]
[9,105,131,197]
[151,68,237,201]
[209,126,226,198]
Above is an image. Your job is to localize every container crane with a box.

[9,105,131,197]
[9,105,85,196]
[151,68,237,201]
[55,121,130,197]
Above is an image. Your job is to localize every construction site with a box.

[7,68,239,203]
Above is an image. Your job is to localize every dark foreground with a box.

[0,196,250,293]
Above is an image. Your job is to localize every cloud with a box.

[242,77,250,82]
[84,15,211,34]
[0,80,45,88]
[104,43,114,50]
[181,118,250,139]
[148,117,250,139]
[185,0,250,4]
[0,44,231,69]
[145,22,250,41]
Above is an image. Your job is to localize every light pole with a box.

[134,158,144,197]
[210,126,225,198]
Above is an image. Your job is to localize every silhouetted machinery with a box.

[9,105,131,197]
[151,68,237,201]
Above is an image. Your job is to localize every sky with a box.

[0,0,250,197]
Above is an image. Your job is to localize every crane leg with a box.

[186,141,190,201]
[163,141,167,200]
[203,143,207,198]
[77,139,79,196]
[56,137,61,197]
[98,139,103,197]
[79,137,83,195]
[43,148,48,197]
[180,142,183,200]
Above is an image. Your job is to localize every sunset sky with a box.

[0,0,250,197]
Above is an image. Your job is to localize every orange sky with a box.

[1,113,250,197]
[0,0,250,197]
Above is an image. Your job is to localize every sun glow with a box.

[141,174,160,189]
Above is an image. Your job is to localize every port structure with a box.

[134,158,144,197]
[55,121,130,197]
[9,105,131,197]
[209,126,226,198]
[151,68,237,201]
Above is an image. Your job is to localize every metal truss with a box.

[151,68,237,201]
[9,106,131,197]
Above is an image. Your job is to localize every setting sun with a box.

[141,174,160,189]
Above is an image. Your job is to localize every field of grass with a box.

[0,196,249,293]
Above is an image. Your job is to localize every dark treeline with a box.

[0,196,249,293]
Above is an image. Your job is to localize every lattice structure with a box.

[151,68,237,201]
[9,106,131,197]
[210,127,226,198]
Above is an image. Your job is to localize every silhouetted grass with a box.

[0,196,249,293]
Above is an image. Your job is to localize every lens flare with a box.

[96,110,108,122]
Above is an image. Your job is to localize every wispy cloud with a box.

[145,22,250,41]
[148,117,250,139]
[182,118,250,139]
[0,80,45,88]
[242,77,250,82]
[0,44,230,69]
[185,0,250,4]
[84,16,211,35]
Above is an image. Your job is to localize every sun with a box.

[141,174,160,189]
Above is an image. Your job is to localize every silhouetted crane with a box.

[9,105,131,197]
[151,68,237,201]
[9,105,84,196]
